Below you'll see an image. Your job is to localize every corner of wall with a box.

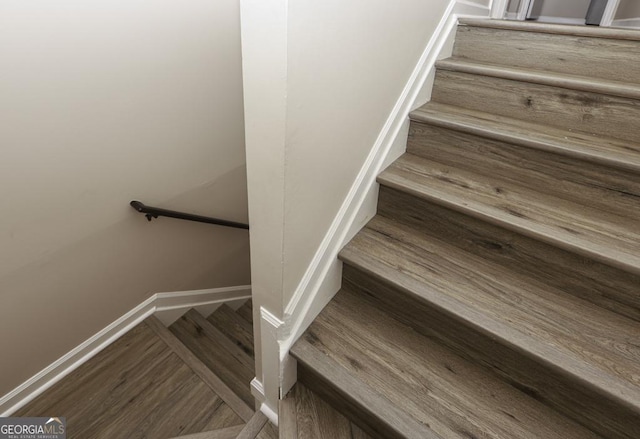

[0,285,251,416]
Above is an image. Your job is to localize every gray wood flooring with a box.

[290,18,640,439]
[15,321,244,438]
[279,383,373,439]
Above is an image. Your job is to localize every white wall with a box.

[242,0,490,415]
[281,0,451,306]
[616,0,640,19]
[533,0,592,19]
[0,0,249,398]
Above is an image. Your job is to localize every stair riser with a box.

[431,70,640,143]
[454,25,640,83]
[340,263,639,439]
[376,186,640,322]
[407,121,640,219]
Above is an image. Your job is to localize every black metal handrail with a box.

[130,200,249,230]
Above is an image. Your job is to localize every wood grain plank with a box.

[454,24,640,83]
[378,185,640,322]
[90,373,232,439]
[200,403,247,432]
[378,153,640,275]
[167,425,244,439]
[207,304,254,358]
[293,340,440,439]
[293,383,352,439]
[459,18,640,41]
[256,421,278,439]
[279,392,298,439]
[296,288,604,439]
[170,310,255,406]
[436,58,640,100]
[407,115,640,222]
[432,69,640,143]
[344,215,640,394]
[145,316,254,422]
[16,324,167,416]
[339,219,640,437]
[410,102,640,174]
[236,411,268,439]
[281,384,373,439]
[236,300,253,324]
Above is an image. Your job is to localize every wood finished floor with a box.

[15,320,245,439]
[280,383,372,439]
[293,288,602,439]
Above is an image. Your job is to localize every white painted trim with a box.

[0,285,251,416]
[601,0,621,27]
[155,285,251,311]
[611,17,640,28]
[259,402,278,427]
[256,306,285,420]
[250,377,265,403]
[490,0,509,19]
[517,0,531,20]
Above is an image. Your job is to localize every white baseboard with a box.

[0,285,251,416]
[154,286,251,325]
[250,378,278,426]
[611,17,640,29]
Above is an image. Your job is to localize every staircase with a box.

[285,19,640,439]
[16,300,278,439]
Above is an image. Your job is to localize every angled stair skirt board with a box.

[0,285,251,416]
[252,1,492,412]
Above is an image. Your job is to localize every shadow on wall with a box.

[0,165,250,397]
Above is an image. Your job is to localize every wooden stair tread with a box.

[292,288,602,439]
[236,411,269,439]
[459,18,640,41]
[236,300,254,324]
[280,383,373,439]
[18,322,247,436]
[378,153,640,275]
[436,57,640,100]
[410,102,640,173]
[340,215,640,412]
[208,304,254,358]
[169,309,256,407]
[169,425,244,439]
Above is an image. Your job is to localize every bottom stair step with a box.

[170,309,256,407]
[291,288,601,439]
[280,383,372,439]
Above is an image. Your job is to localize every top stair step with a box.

[454,19,640,83]
[459,19,640,40]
